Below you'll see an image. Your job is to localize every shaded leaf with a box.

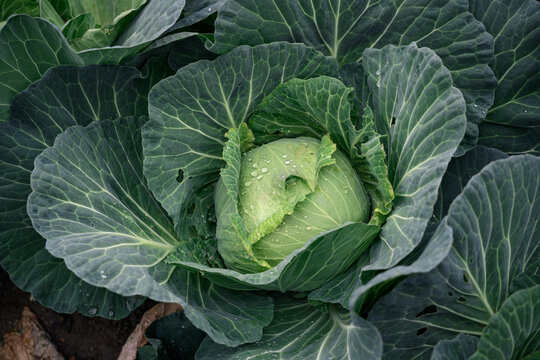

[471,0,540,155]
[471,285,540,360]
[196,295,382,360]
[368,155,540,359]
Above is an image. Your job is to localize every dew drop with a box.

[284,160,291,165]
[473,104,478,108]
[208,7,212,11]
[282,154,287,158]
[250,170,258,177]
[257,175,263,180]
[252,163,258,168]
[261,167,268,173]
[245,181,252,187]
[376,68,381,76]
[250,205,255,210]
[293,164,297,168]
[376,80,381,88]
[305,226,312,231]
[109,310,114,317]
[101,274,107,279]
[524,110,528,113]
[88,306,98,315]
[344,190,349,194]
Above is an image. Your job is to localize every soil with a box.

[0,267,156,360]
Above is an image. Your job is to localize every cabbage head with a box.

[215,135,370,273]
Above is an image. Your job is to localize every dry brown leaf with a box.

[0,307,64,360]
[117,303,182,360]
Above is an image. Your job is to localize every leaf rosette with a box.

[23,40,468,348]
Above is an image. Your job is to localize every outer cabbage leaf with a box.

[368,155,540,359]
[470,0,540,155]
[471,285,540,360]
[196,295,383,360]
[0,15,82,122]
[431,334,479,360]
[363,43,466,270]
[432,146,508,223]
[211,0,496,153]
[142,42,338,230]
[27,117,273,346]
[309,218,452,310]
[0,2,186,121]
[0,65,154,318]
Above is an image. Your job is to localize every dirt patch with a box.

[0,268,156,359]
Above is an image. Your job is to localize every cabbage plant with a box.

[0,0,539,359]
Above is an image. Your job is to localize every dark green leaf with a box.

[0,0,39,20]
[433,145,508,222]
[368,155,540,359]
[431,334,479,360]
[349,218,453,311]
[211,0,496,153]
[362,43,466,270]
[0,15,82,122]
[0,65,152,318]
[196,295,382,360]
[471,285,540,360]
[26,116,273,346]
[471,0,540,155]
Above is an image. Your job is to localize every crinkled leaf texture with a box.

[196,295,382,360]
[471,0,540,155]
[26,116,273,347]
[0,65,155,318]
[248,76,393,226]
[211,0,495,153]
[368,155,540,359]
[362,43,466,270]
